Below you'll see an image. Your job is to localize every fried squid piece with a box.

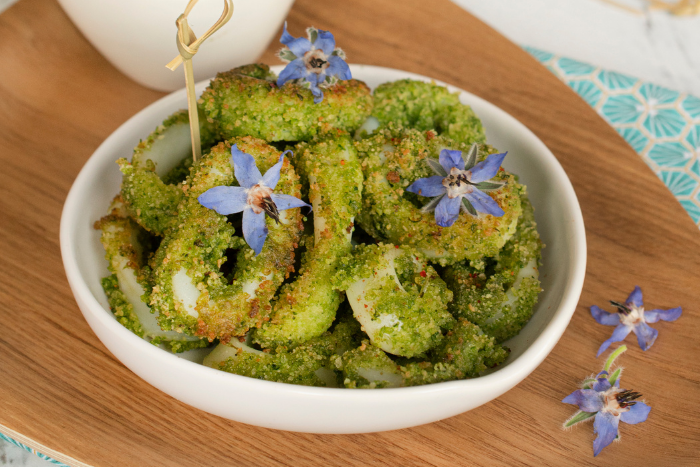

[253,134,363,348]
[149,137,304,342]
[443,190,543,343]
[96,198,207,352]
[334,243,454,358]
[200,64,373,142]
[337,320,507,388]
[355,128,522,266]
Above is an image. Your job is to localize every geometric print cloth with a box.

[525,46,700,228]
[0,431,68,467]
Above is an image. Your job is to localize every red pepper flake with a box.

[394,245,400,249]
[340,160,345,165]
[425,130,435,141]
[364,304,368,308]
[420,270,427,278]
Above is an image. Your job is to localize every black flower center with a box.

[444,172,471,188]
[616,389,642,408]
[610,300,631,315]
[261,196,280,224]
[309,57,327,69]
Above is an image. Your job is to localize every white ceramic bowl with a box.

[60,65,586,434]
[56,0,295,91]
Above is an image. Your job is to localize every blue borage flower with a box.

[198,145,311,255]
[276,23,351,104]
[591,286,682,356]
[562,346,651,457]
[406,144,507,227]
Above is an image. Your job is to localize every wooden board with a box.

[1,0,699,465]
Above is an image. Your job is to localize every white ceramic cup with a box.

[56,0,295,91]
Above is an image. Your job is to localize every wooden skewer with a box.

[165,0,234,162]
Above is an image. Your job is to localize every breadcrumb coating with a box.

[354,128,522,266]
[443,191,543,343]
[201,64,373,142]
[149,137,304,342]
[253,134,363,348]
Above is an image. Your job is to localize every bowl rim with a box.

[60,64,587,402]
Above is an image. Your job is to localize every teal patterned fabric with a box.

[525,46,700,227]
[0,431,69,467]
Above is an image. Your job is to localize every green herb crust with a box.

[149,137,304,342]
[443,190,543,342]
[206,317,362,387]
[96,212,207,352]
[336,320,507,388]
[355,128,522,266]
[200,64,373,142]
[370,79,486,145]
[333,243,454,358]
[253,134,363,348]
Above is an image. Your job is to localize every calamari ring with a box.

[149,137,304,342]
[443,191,543,343]
[252,134,363,348]
[96,199,207,352]
[204,317,360,387]
[200,63,373,142]
[333,243,454,358]
[336,320,507,388]
[118,109,217,236]
[354,128,522,266]
[360,79,486,145]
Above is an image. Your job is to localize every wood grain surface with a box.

[1,0,699,465]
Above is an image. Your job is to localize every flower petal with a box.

[591,305,620,326]
[197,186,248,215]
[277,58,307,87]
[620,401,651,425]
[596,324,632,357]
[593,412,620,457]
[632,322,658,351]
[464,188,505,217]
[434,195,461,227]
[270,193,311,212]
[313,29,336,56]
[308,80,324,104]
[625,285,643,308]
[306,71,324,86]
[644,307,682,323]
[262,153,287,190]
[231,145,263,188]
[439,149,465,172]
[562,389,604,412]
[242,208,268,256]
[469,152,507,183]
[592,377,611,393]
[406,176,447,197]
[280,22,311,57]
[325,54,352,80]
